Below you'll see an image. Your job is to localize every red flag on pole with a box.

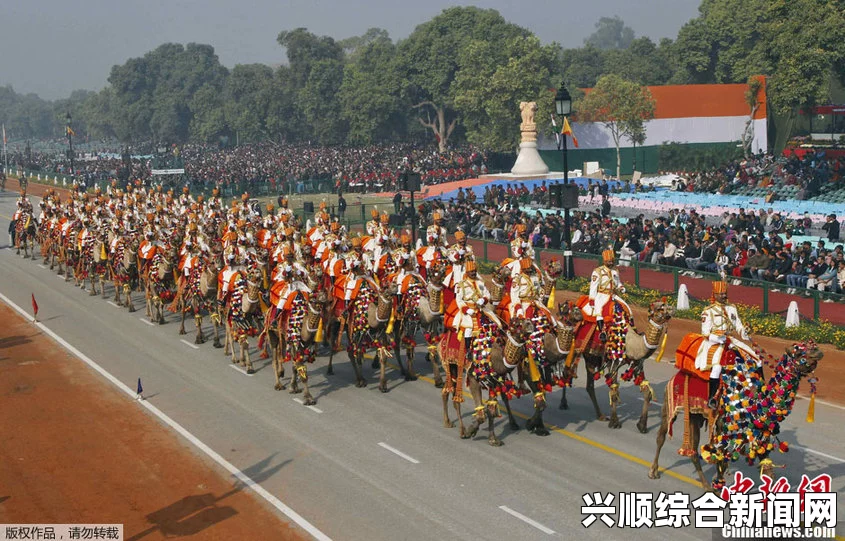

[31,293,38,321]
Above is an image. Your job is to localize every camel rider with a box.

[452,260,495,352]
[510,257,545,320]
[588,249,629,341]
[217,252,240,308]
[395,246,426,319]
[366,208,381,236]
[344,236,377,304]
[417,212,446,279]
[696,281,754,405]
[443,230,472,290]
[506,223,533,277]
[270,245,311,312]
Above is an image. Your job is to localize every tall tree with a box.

[397,7,532,152]
[224,64,275,143]
[577,74,656,179]
[584,16,635,50]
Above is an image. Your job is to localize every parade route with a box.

[1,189,843,541]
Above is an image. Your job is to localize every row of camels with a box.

[17,223,824,490]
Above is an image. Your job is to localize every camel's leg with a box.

[525,379,550,436]
[586,369,608,421]
[559,385,569,410]
[178,299,187,335]
[194,313,205,344]
[608,381,622,429]
[378,349,389,393]
[288,358,301,394]
[393,331,405,377]
[691,416,709,489]
[441,388,455,428]
[100,275,108,298]
[327,350,335,376]
[636,381,653,434]
[432,347,444,388]
[299,363,316,405]
[405,346,417,381]
[241,337,254,374]
[349,345,366,387]
[501,394,520,431]
[113,281,122,305]
[461,377,485,440]
[648,398,671,480]
[125,285,136,313]
[486,391,503,447]
[211,311,222,348]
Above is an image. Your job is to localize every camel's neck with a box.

[427,283,442,313]
[643,318,665,350]
[302,306,322,343]
[376,292,392,321]
[764,356,804,424]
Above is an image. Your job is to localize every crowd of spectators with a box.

[418,194,845,298]
[672,152,845,200]
[11,142,488,194]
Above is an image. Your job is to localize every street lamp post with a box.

[65,112,75,180]
[555,82,574,279]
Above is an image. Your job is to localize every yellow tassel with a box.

[439,293,444,314]
[457,328,464,342]
[526,351,541,383]
[385,308,395,335]
[565,346,576,369]
[654,332,668,363]
[315,318,324,343]
[546,285,556,310]
[100,244,107,260]
[806,392,815,423]
[262,269,269,290]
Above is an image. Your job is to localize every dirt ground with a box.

[553,289,845,406]
[0,303,304,541]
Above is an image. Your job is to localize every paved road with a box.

[1,189,843,541]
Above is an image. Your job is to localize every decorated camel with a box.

[438,315,534,446]
[13,213,38,259]
[327,277,398,391]
[563,298,674,432]
[391,263,445,381]
[144,243,178,324]
[649,341,823,490]
[223,266,265,374]
[168,252,224,346]
[107,234,140,312]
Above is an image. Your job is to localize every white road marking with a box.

[228,364,255,377]
[638,397,662,407]
[499,505,555,535]
[0,291,332,541]
[139,318,154,326]
[106,300,119,307]
[293,398,323,414]
[180,339,200,350]
[37,264,47,269]
[377,442,419,464]
[792,444,845,463]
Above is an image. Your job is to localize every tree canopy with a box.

[4,5,844,148]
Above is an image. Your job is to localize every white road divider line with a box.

[228,364,255,377]
[499,505,555,535]
[792,444,845,463]
[293,398,323,414]
[377,442,420,464]
[0,291,331,541]
[139,318,154,326]
[180,339,200,350]
[38,264,47,269]
[106,301,119,308]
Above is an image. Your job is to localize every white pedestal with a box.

[511,141,549,175]
[676,284,690,311]
[785,301,800,328]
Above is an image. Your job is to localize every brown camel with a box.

[649,342,823,489]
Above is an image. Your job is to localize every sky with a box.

[1,0,701,101]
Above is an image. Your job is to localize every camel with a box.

[270,289,329,405]
[171,254,224,346]
[14,214,38,259]
[75,232,105,296]
[562,300,675,432]
[223,267,264,374]
[327,279,398,391]
[392,264,445,381]
[145,244,177,324]
[108,236,140,312]
[649,342,823,489]
[438,316,534,446]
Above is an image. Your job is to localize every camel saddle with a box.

[573,294,631,352]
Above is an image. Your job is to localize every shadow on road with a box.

[126,454,292,541]
[0,335,34,349]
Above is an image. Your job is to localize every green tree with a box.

[584,16,635,50]
[397,6,532,152]
[561,45,606,89]
[577,74,656,179]
[297,58,347,145]
[224,64,275,143]
[338,33,405,144]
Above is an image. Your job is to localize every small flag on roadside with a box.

[136,378,144,400]
[31,293,38,322]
